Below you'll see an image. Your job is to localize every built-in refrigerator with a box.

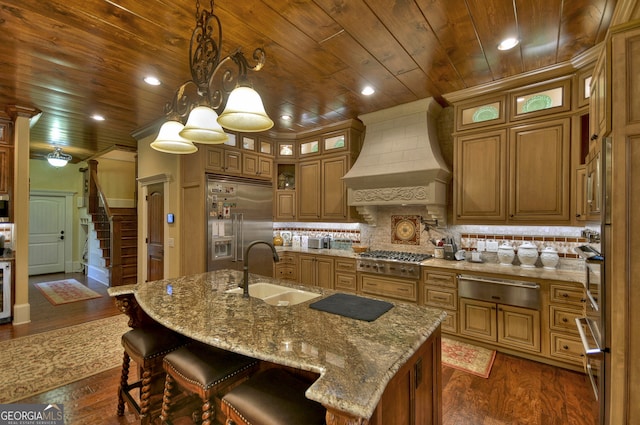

[207,175,273,277]
[576,136,611,425]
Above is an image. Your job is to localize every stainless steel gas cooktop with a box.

[357,250,432,279]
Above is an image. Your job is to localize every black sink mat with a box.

[309,293,394,322]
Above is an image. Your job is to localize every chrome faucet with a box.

[243,240,279,298]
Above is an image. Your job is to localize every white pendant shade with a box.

[217,86,274,132]
[47,157,69,167]
[179,106,229,143]
[151,121,198,154]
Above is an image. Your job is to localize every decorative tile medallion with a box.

[391,215,420,245]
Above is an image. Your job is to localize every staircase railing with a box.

[87,159,135,286]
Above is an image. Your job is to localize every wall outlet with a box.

[485,240,499,252]
[168,238,175,248]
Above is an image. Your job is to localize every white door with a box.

[29,196,66,275]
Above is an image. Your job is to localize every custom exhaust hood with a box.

[342,98,451,226]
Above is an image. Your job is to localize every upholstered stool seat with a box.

[160,342,259,425]
[221,368,326,425]
[117,326,187,424]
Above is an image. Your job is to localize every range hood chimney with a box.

[343,98,451,226]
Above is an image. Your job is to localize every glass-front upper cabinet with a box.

[277,141,295,159]
[324,131,348,153]
[455,96,506,131]
[299,138,320,157]
[242,136,255,151]
[259,139,273,155]
[509,78,571,120]
[224,132,237,148]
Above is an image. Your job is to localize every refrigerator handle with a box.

[233,213,244,262]
[231,213,239,262]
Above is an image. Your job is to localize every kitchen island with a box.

[109,269,446,425]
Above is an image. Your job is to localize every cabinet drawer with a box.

[335,273,357,292]
[549,332,585,363]
[278,253,297,265]
[423,286,457,310]
[550,284,586,306]
[440,310,458,334]
[275,265,297,281]
[422,270,457,288]
[549,305,584,334]
[360,274,417,302]
[335,259,356,273]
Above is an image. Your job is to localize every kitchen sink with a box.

[226,282,320,306]
[226,282,290,298]
[262,290,320,306]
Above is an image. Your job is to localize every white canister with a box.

[497,243,515,266]
[540,246,560,269]
[517,242,538,268]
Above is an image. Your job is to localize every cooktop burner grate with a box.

[359,250,433,263]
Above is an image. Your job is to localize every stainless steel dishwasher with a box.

[457,274,540,309]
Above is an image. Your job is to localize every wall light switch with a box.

[168,238,175,248]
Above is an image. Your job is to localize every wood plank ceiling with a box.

[0,0,616,162]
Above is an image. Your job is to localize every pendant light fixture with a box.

[46,147,72,167]
[151,0,273,154]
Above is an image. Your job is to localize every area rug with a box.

[35,279,102,305]
[441,337,496,378]
[0,314,130,403]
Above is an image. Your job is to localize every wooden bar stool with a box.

[221,368,326,425]
[159,341,259,425]
[117,326,187,424]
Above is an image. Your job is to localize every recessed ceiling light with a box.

[91,114,105,121]
[498,37,519,51]
[281,114,292,121]
[516,97,525,102]
[144,76,161,86]
[361,86,375,96]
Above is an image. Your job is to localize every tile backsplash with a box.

[459,233,586,259]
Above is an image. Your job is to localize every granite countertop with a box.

[421,258,585,285]
[276,246,585,285]
[123,269,446,420]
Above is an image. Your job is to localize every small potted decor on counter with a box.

[497,243,515,266]
[517,242,539,268]
[540,246,560,269]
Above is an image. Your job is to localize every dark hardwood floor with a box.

[0,273,598,425]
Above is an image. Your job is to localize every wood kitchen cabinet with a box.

[204,145,272,180]
[421,268,458,333]
[460,297,541,353]
[359,273,418,303]
[508,118,571,222]
[455,118,570,224]
[285,121,363,223]
[589,43,611,142]
[454,129,507,222]
[334,258,357,293]
[298,155,351,221]
[298,159,321,220]
[242,152,273,179]
[298,253,334,289]
[547,282,588,366]
[274,190,296,221]
[274,252,298,282]
[0,120,13,197]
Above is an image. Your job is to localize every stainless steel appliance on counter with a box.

[207,176,273,277]
[0,261,11,323]
[575,136,611,425]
